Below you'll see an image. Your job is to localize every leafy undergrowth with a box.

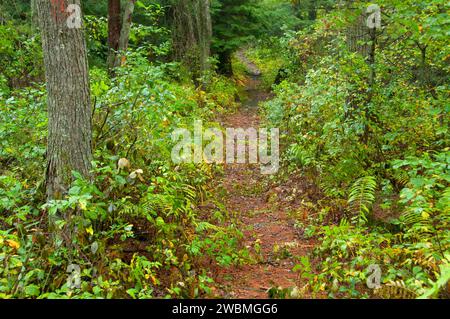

[0,48,248,298]
[260,0,450,299]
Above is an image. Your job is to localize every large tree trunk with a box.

[107,0,122,72]
[36,0,92,200]
[197,0,213,75]
[113,0,136,68]
[172,0,212,87]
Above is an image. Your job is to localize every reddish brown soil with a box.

[211,59,316,298]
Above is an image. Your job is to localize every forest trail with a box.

[212,52,316,298]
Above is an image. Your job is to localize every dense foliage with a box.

[0,0,448,300]
[0,1,246,298]
[260,0,449,298]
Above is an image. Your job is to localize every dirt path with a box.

[212,53,316,299]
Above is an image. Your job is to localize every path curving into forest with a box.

[212,52,316,299]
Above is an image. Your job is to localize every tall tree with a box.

[107,0,122,71]
[171,0,212,87]
[36,0,92,200]
[113,0,137,68]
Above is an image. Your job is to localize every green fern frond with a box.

[348,175,377,219]
[375,280,418,299]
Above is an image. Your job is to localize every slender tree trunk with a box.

[107,0,122,72]
[416,42,428,86]
[197,0,212,74]
[36,0,92,200]
[113,0,136,68]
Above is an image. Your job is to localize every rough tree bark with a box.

[197,0,213,74]
[172,0,212,86]
[36,0,92,200]
[113,0,137,68]
[31,0,38,29]
[415,42,429,86]
[107,0,122,71]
